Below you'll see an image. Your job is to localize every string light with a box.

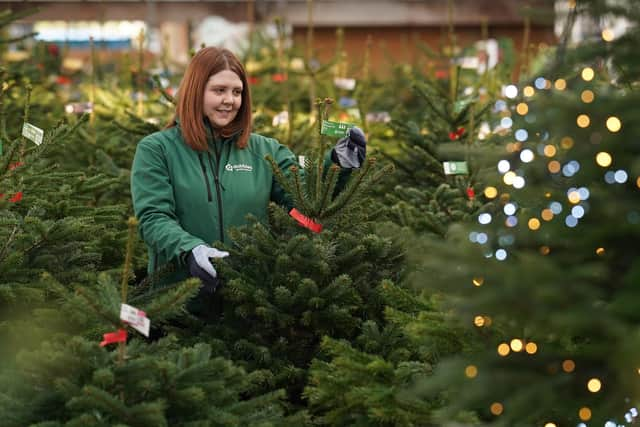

[606,116,622,132]
[484,186,498,198]
[561,136,574,149]
[596,247,605,255]
[525,342,538,354]
[579,407,592,421]
[503,171,516,185]
[580,89,595,103]
[490,402,504,415]
[541,209,554,221]
[587,378,602,392]
[548,161,561,173]
[528,218,541,230]
[544,423,557,427]
[554,78,567,90]
[465,365,478,378]
[473,277,484,287]
[523,86,535,97]
[510,339,523,352]
[498,343,510,356]
[602,28,614,41]
[577,114,590,128]
[474,316,485,327]
[544,145,557,157]
[568,190,581,204]
[540,245,551,255]
[596,152,612,167]
[516,102,529,115]
[562,359,576,372]
[581,67,595,81]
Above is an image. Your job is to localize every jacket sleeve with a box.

[269,142,351,210]
[131,138,206,266]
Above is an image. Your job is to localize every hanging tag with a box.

[334,77,356,91]
[443,161,469,175]
[22,123,44,146]
[100,329,127,347]
[65,102,93,114]
[366,111,391,123]
[298,155,306,168]
[272,111,289,127]
[321,120,354,138]
[120,303,150,337]
[289,208,322,233]
[338,96,357,108]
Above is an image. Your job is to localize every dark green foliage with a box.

[408,2,640,425]
[0,336,293,426]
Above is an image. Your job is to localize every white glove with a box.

[187,244,229,292]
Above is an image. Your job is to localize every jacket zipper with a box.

[197,153,213,202]
[207,151,225,243]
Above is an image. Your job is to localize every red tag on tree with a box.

[466,187,475,200]
[99,329,128,347]
[448,127,466,141]
[271,73,287,83]
[289,208,323,233]
[9,192,23,203]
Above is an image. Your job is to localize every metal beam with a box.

[1,0,553,26]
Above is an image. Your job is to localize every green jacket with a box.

[131,124,335,285]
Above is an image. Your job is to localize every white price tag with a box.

[272,111,289,127]
[22,122,44,146]
[120,303,150,337]
[298,155,306,168]
[334,77,356,91]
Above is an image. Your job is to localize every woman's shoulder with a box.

[247,132,285,153]
[139,126,182,147]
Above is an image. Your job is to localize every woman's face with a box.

[203,69,243,128]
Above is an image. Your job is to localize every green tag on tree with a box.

[321,120,354,138]
[443,161,469,175]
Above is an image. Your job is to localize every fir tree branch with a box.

[151,74,176,105]
[74,286,121,326]
[0,224,18,264]
[317,164,340,213]
[0,32,38,45]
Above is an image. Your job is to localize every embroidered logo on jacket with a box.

[225,163,253,172]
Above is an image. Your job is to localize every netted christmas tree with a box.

[406,1,640,425]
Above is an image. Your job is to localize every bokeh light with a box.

[602,28,614,41]
[596,151,612,167]
[577,114,590,128]
[606,116,621,132]
[562,359,576,372]
[465,365,478,378]
[490,402,504,416]
[581,67,595,81]
[587,378,602,392]
[498,343,510,356]
[581,89,595,103]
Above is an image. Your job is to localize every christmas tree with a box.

[408,1,640,425]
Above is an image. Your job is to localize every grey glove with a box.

[186,244,229,293]
[332,126,367,168]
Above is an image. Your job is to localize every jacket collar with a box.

[174,116,241,146]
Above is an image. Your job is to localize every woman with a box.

[131,47,366,292]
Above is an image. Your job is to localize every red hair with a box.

[167,47,252,150]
